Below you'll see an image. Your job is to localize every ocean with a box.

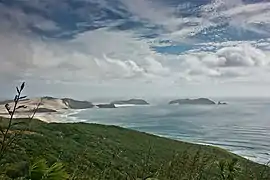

[65,98,270,164]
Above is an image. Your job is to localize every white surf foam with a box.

[114,104,149,107]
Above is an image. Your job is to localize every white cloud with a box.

[216,44,269,67]
[185,44,269,67]
[177,43,270,81]
[0,28,174,86]
[6,26,270,98]
[119,0,176,30]
[201,0,270,35]
[118,0,215,42]
[0,4,60,32]
[222,2,270,17]
[115,0,270,45]
[153,0,270,43]
[1,0,270,98]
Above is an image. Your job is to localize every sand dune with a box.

[0,97,92,123]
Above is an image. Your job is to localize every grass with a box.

[0,118,269,180]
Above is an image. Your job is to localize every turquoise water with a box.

[68,98,270,164]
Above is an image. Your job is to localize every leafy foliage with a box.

[29,159,68,180]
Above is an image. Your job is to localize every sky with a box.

[1,0,270,99]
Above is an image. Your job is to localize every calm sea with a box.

[66,98,270,164]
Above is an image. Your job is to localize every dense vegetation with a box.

[0,118,269,180]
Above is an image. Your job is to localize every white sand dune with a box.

[0,97,70,123]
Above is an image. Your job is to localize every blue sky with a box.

[0,0,270,99]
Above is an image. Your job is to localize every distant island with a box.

[0,96,229,122]
[218,101,227,105]
[62,98,94,109]
[96,103,116,108]
[0,97,151,119]
[111,99,149,105]
[169,98,216,105]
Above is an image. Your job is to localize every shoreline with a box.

[0,107,86,123]
[0,108,268,165]
[3,117,267,179]
[58,111,269,165]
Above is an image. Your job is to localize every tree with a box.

[29,159,68,180]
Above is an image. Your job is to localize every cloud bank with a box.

[0,0,270,98]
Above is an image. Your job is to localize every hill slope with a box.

[1,118,269,180]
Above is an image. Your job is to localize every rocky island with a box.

[0,97,151,122]
[111,99,149,105]
[62,98,94,109]
[96,103,116,108]
[169,98,216,105]
[218,101,227,105]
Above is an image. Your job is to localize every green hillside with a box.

[0,118,269,180]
